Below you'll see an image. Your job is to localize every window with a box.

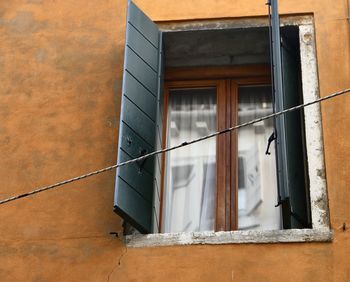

[161,73,282,233]
[115,2,331,244]
[162,81,220,233]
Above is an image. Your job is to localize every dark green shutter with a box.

[271,0,311,229]
[280,33,311,228]
[114,1,163,234]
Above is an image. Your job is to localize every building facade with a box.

[0,0,349,281]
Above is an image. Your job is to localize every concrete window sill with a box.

[125,228,333,248]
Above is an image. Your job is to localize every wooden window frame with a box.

[159,65,271,232]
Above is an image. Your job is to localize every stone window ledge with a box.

[125,228,333,248]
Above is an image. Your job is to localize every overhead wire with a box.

[0,87,349,206]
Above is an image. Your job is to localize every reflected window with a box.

[237,86,281,230]
[163,88,217,233]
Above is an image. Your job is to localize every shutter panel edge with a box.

[271,0,289,204]
[152,31,164,233]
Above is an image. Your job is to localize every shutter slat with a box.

[123,98,155,146]
[125,47,158,96]
[128,1,159,48]
[118,150,154,203]
[119,123,155,174]
[124,72,157,122]
[115,177,152,233]
[127,23,159,72]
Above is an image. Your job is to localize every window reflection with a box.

[237,85,281,230]
[163,88,217,233]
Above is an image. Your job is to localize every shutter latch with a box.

[265,131,277,155]
[126,136,132,146]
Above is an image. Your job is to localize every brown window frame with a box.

[159,65,271,232]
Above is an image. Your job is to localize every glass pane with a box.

[163,87,217,233]
[237,85,281,230]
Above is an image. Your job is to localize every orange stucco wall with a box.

[0,0,349,281]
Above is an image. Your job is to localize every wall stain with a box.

[82,100,97,111]
[27,0,43,4]
[1,136,11,145]
[0,244,18,257]
[78,35,108,49]
[79,81,102,95]
[54,48,89,73]
[0,11,47,35]
[317,168,326,179]
[314,195,330,226]
[21,244,59,257]
[36,49,47,63]
[106,116,117,128]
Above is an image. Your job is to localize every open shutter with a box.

[114,1,163,234]
[280,34,311,228]
[271,0,311,228]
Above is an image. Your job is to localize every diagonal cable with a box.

[0,88,349,206]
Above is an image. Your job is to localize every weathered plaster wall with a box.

[0,0,349,281]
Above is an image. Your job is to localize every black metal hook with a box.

[265,131,277,155]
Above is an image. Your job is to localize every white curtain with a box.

[162,88,217,233]
[237,85,281,230]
